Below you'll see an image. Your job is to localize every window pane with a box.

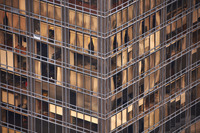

[48,3,54,19]
[76,11,83,28]
[13,14,19,29]
[19,0,26,14]
[0,10,5,28]
[41,1,47,17]
[55,26,62,44]
[83,14,90,30]
[55,5,61,21]
[69,9,75,26]
[41,22,47,37]
[33,0,39,15]
[20,16,26,31]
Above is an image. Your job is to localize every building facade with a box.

[0,0,200,133]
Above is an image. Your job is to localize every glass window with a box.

[2,90,7,103]
[92,96,98,112]
[76,11,83,28]
[111,14,116,30]
[13,14,19,30]
[35,60,41,78]
[55,5,61,21]
[54,46,62,62]
[41,22,47,37]
[0,50,6,69]
[128,4,134,21]
[34,19,40,34]
[20,16,26,31]
[40,1,47,17]
[14,54,27,71]
[69,9,75,26]
[122,8,127,24]
[49,83,55,99]
[144,36,149,52]
[91,16,97,32]
[6,0,11,7]
[33,0,40,15]
[8,92,14,105]
[48,44,54,60]
[139,0,144,15]
[0,10,5,27]
[77,32,83,49]
[4,32,13,49]
[56,66,62,84]
[7,51,14,71]
[6,12,12,28]
[85,94,91,110]
[117,11,122,28]
[111,115,116,130]
[0,30,4,45]
[145,0,150,12]
[48,3,54,19]
[84,34,90,52]
[69,30,76,47]
[19,0,26,14]
[48,24,54,41]
[77,92,84,108]
[35,80,41,96]
[151,0,155,9]
[55,26,62,44]
[117,112,121,127]
[0,0,4,4]
[83,14,90,31]
[56,86,62,101]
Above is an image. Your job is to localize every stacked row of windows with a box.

[109,28,161,74]
[0,69,28,131]
[33,21,99,73]
[164,99,200,133]
[70,110,98,132]
[179,120,200,133]
[68,9,98,33]
[1,82,99,132]
[0,73,99,132]
[33,71,99,112]
[108,17,199,104]
[34,99,63,121]
[33,19,62,44]
[1,72,28,132]
[0,0,26,14]
[111,75,200,132]
[1,126,22,133]
[146,101,200,133]
[110,46,161,93]
[109,0,162,31]
[109,9,188,53]
[0,10,26,33]
[109,0,161,13]
[167,0,187,20]
[69,30,98,55]
[35,118,62,133]
[109,49,200,131]
[0,70,27,89]
[108,0,197,53]
[1,108,63,133]
[33,1,98,32]
[109,45,198,112]
[166,15,187,41]
[33,0,61,22]
[1,108,28,132]
[109,10,161,53]
[68,0,98,11]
